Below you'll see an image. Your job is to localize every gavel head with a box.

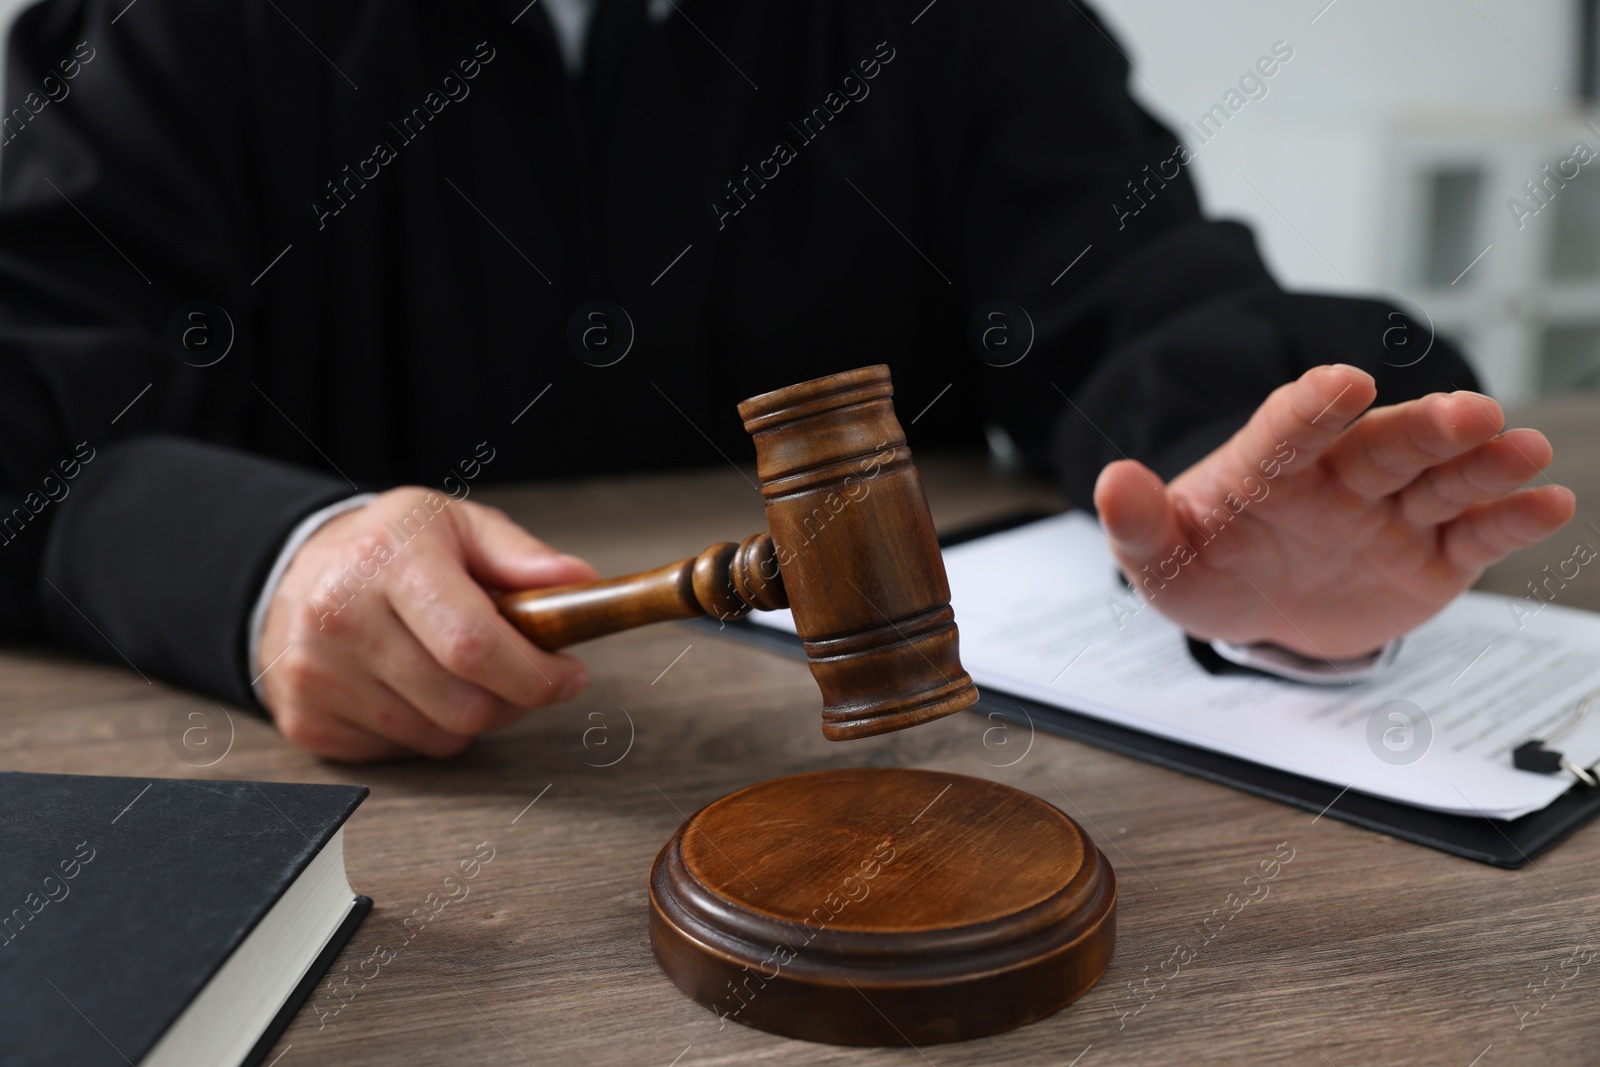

[737,365,979,740]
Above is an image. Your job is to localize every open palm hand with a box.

[1093,365,1576,660]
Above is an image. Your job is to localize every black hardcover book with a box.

[0,772,370,1066]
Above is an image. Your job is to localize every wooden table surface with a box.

[6,400,1600,1067]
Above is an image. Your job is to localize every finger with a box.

[388,553,588,708]
[1399,428,1554,525]
[1322,391,1504,499]
[1095,459,1185,565]
[450,502,599,592]
[1441,485,1577,570]
[1219,364,1377,483]
[366,604,531,738]
[335,671,480,759]
[271,700,413,763]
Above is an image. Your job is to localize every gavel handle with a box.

[495,533,788,650]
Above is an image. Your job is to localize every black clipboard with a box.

[703,509,1600,869]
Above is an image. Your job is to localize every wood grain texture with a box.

[2,400,1598,1066]
[739,366,978,740]
[498,365,979,740]
[649,768,1116,1045]
[497,535,786,649]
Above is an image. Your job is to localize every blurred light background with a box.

[1095,0,1594,402]
[0,0,1589,401]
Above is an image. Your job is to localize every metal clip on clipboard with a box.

[1513,690,1600,787]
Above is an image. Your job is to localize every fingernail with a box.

[557,664,588,702]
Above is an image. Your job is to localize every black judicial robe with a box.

[0,0,1472,705]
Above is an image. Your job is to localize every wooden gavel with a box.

[495,365,978,740]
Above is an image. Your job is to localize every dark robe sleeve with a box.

[934,0,1476,506]
[0,0,351,705]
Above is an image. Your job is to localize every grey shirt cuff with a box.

[1209,637,1402,685]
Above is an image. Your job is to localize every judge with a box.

[0,0,1574,759]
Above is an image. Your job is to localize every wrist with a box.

[248,493,378,698]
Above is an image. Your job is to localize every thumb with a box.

[450,502,601,593]
[1093,459,1187,566]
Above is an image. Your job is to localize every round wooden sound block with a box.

[649,768,1116,1046]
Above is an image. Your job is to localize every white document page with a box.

[752,512,1600,819]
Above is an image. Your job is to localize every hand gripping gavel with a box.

[495,365,978,740]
